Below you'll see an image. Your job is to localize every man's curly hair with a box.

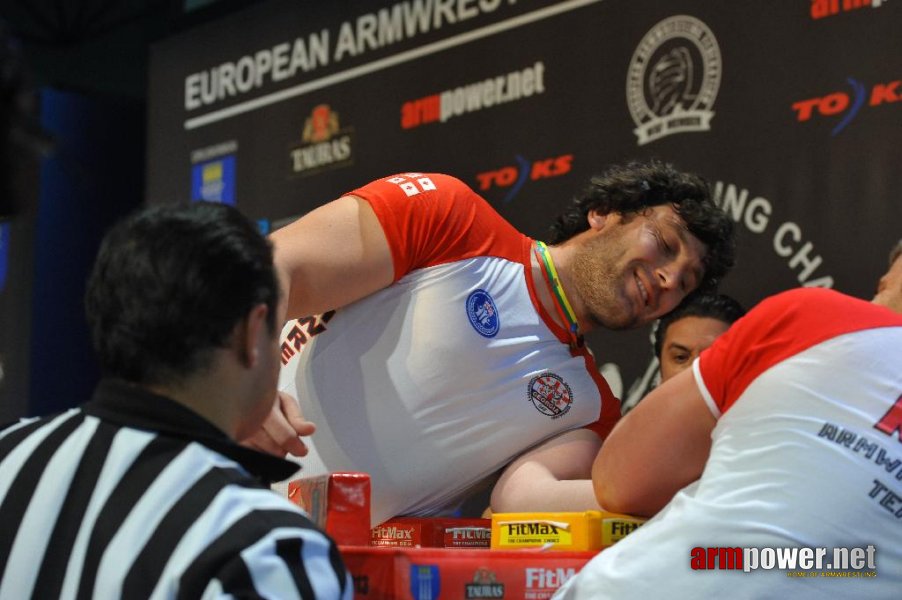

[548,159,735,293]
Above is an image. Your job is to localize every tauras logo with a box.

[466,568,504,599]
[289,104,354,176]
[626,15,721,145]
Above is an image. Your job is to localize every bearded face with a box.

[572,228,638,330]
[571,206,707,330]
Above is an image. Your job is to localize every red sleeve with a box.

[698,287,902,415]
[346,173,526,281]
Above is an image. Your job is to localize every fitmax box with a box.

[491,510,646,551]
[371,517,492,548]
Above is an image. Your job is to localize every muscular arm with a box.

[490,428,603,513]
[250,195,394,457]
[593,366,715,517]
[270,194,394,320]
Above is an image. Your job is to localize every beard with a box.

[571,233,640,331]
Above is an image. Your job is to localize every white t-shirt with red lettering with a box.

[555,288,902,598]
[277,173,619,525]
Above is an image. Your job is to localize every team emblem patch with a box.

[466,289,500,337]
[528,372,573,418]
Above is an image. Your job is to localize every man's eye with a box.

[657,230,677,256]
[653,229,669,252]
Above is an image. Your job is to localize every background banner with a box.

[147,0,902,403]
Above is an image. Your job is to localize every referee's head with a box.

[85,202,282,434]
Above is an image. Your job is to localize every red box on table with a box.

[343,546,595,599]
[370,517,492,548]
[287,472,371,546]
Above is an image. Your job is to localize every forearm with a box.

[492,476,601,513]
[491,431,604,514]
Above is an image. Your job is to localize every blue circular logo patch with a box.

[466,289,500,338]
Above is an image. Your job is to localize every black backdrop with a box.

[147,0,902,404]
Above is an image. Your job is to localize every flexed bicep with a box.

[271,195,394,320]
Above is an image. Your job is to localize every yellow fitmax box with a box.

[490,510,646,551]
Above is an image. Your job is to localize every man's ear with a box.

[587,209,610,231]
[237,303,270,368]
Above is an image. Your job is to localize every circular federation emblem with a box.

[527,372,573,419]
[626,15,722,145]
[466,289,500,338]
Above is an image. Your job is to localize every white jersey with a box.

[556,288,902,598]
[278,173,619,525]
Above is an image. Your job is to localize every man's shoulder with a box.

[0,411,78,456]
[750,287,899,330]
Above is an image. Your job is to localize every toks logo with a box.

[791,78,900,135]
[475,154,572,204]
[626,15,721,145]
[288,104,355,176]
[810,0,888,20]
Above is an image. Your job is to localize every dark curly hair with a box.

[652,293,746,360]
[548,159,735,293]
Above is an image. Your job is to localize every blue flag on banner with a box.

[191,155,236,205]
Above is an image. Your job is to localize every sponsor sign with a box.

[191,155,236,204]
[288,104,355,176]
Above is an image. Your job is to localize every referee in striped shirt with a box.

[0,202,351,598]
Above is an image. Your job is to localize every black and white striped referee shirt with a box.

[0,379,352,599]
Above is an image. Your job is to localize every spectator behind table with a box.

[554,245,902,598]
[0,203,350,599]
[620,293,745,414]
[250,159,735,521]
[653,293,746,383]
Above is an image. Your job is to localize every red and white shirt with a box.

[278,173,618,525]
[556,288,902,598]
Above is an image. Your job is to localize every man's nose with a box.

[655,263,681,291]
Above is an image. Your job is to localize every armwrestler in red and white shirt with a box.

[556,286,902,598]
[249,165,733,524]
